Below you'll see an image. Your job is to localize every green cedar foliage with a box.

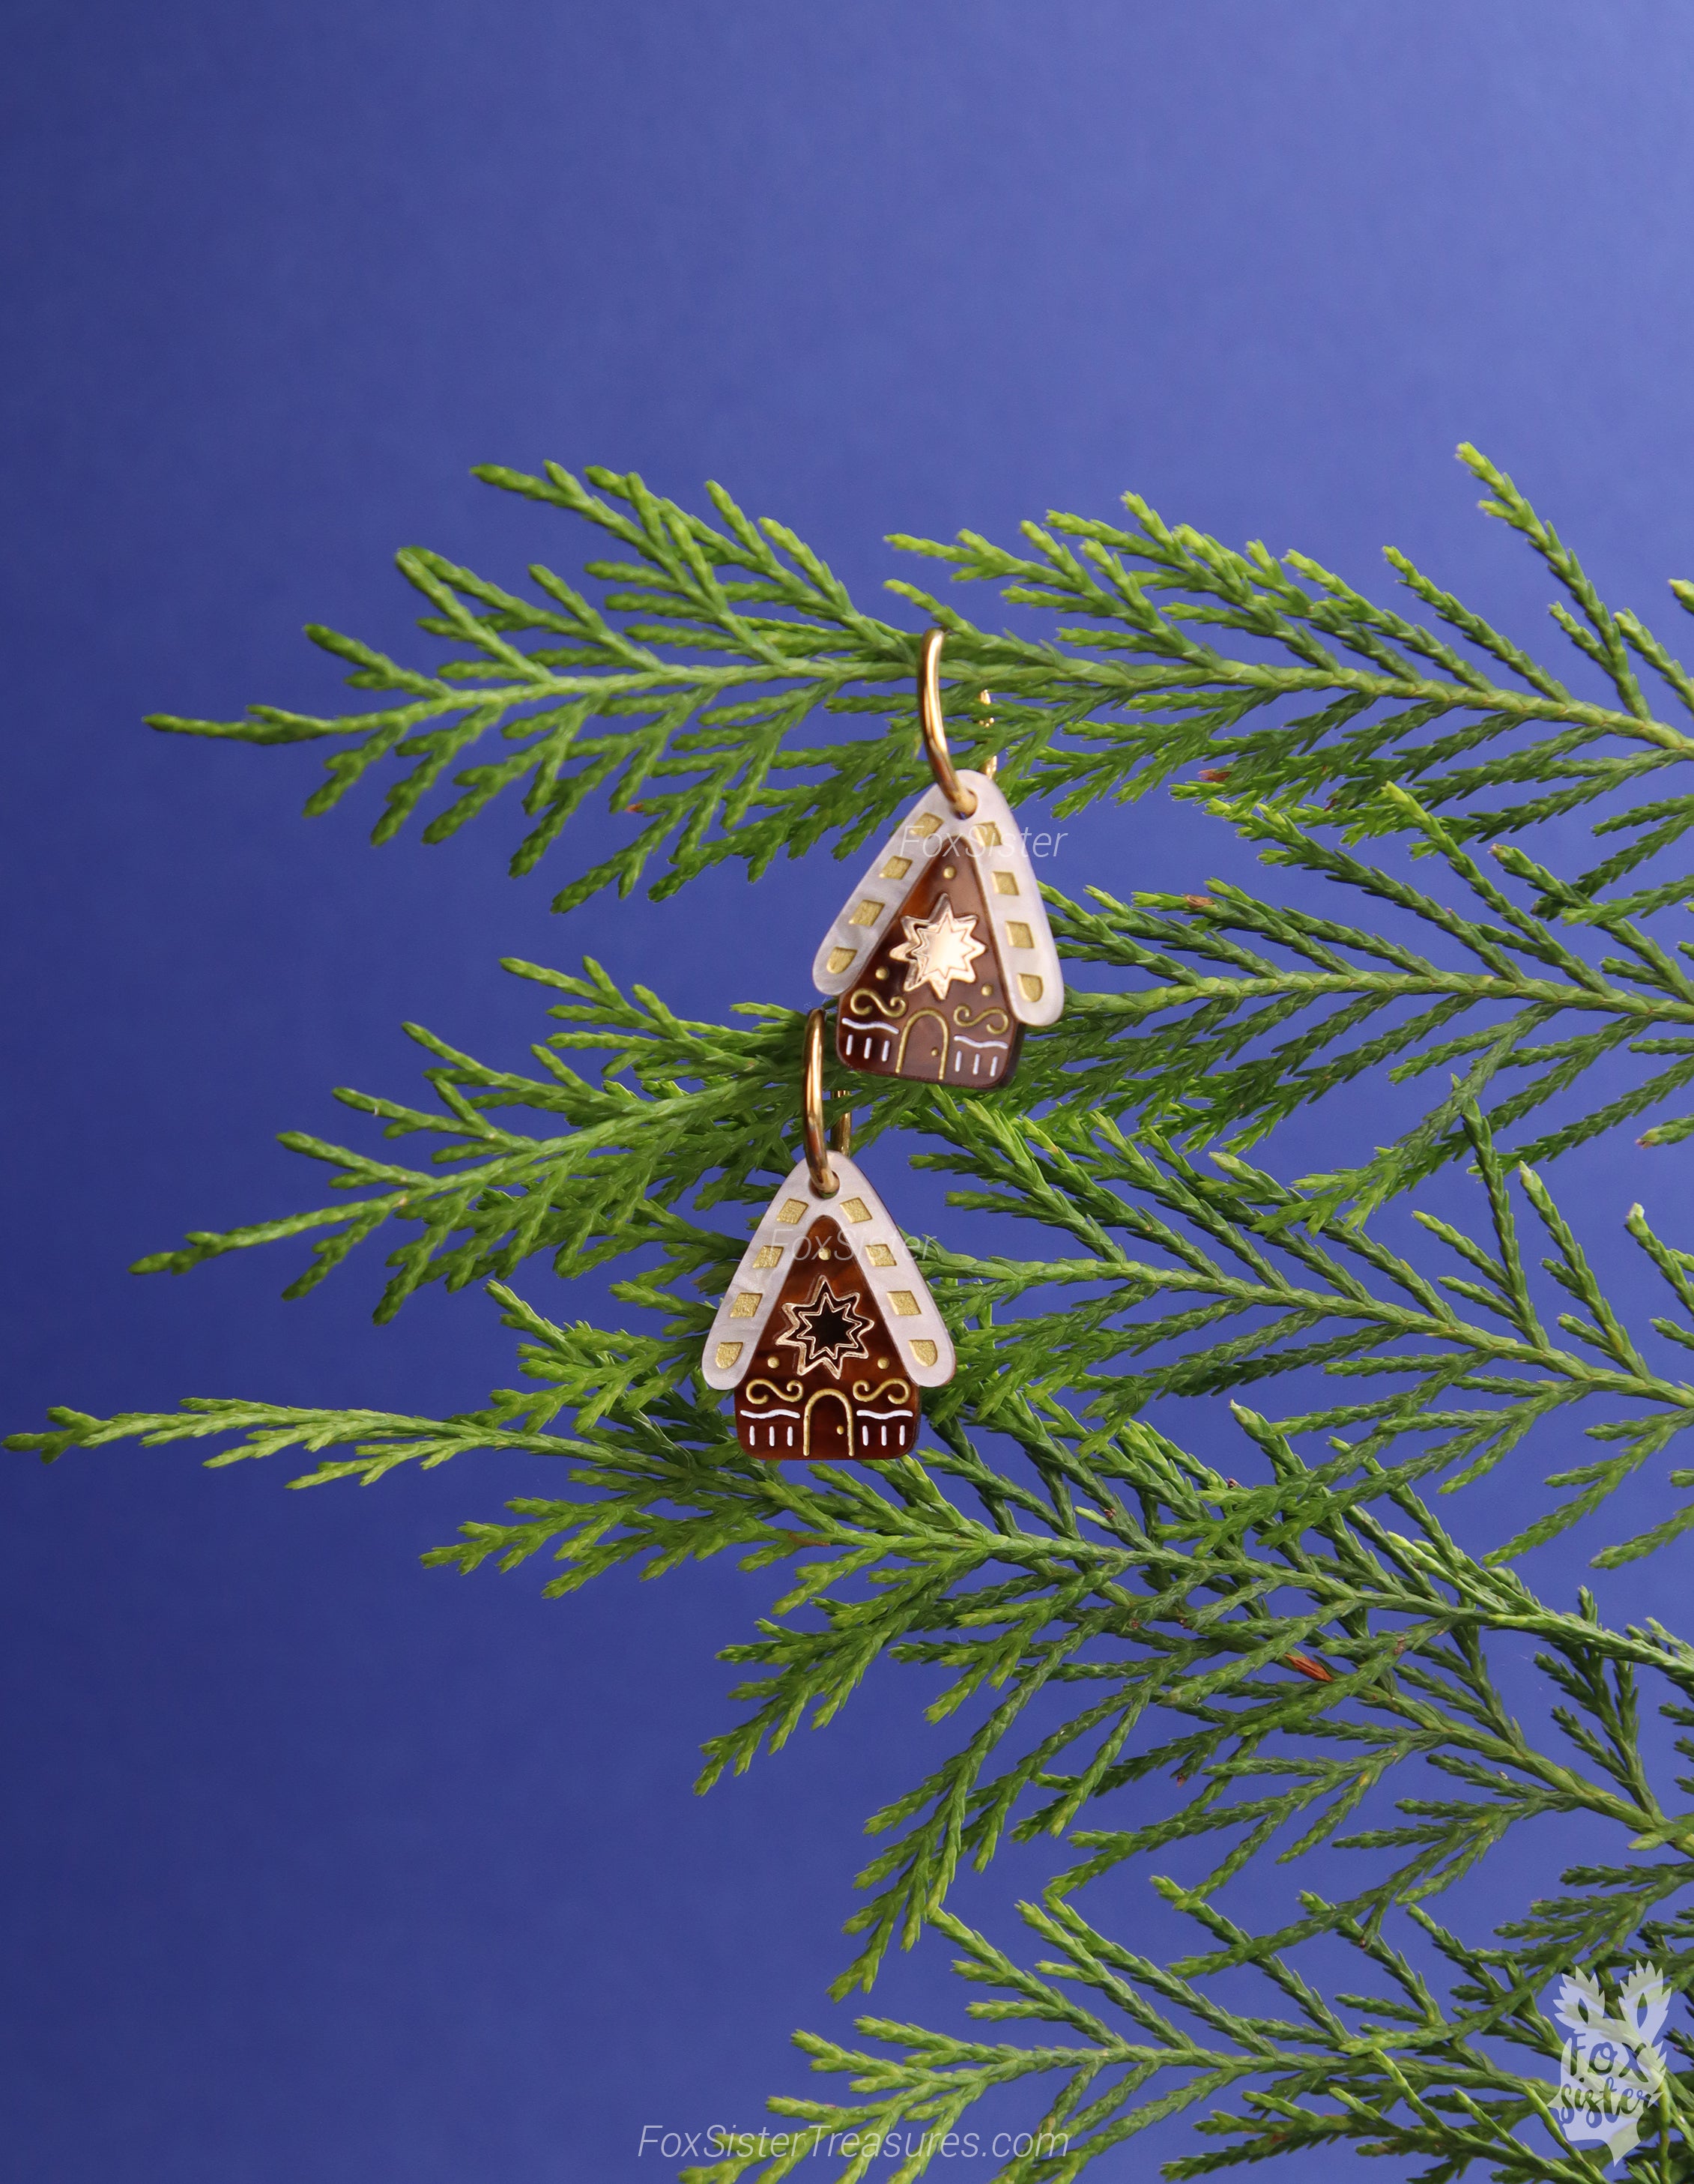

[17,447,1694,2179]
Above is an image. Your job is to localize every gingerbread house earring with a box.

[701,1009,955,1462]
[811,630,1062,1087]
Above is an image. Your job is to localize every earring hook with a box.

[802,1008,838,1197]
[918,629,978,818]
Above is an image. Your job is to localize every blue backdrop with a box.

[6,6,1694,2177]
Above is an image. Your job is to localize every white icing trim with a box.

[701,1152,955,1390]
[811,771,1062,1026]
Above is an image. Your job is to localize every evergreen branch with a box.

[681,1892,1655,2183]
[22,1205,1694,2178]
[158,452,1694,916]
[1048,787,1694,1220]
[919,1104,1694,1569]
[121,787,1694,1340]
[95,944,1694,1574]
[22,1258,1694,1980]
[40,444,1694,2180]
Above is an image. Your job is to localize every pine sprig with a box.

[123,958,978,1319]
[677,1890,1671,2183]
[1049,784,1694,1220]
[102,924,1694,1568]
[119,781,1694,1346]
[154,448,1694,916]
[911,1098,1694,1568]
[23,1214,1694,1944]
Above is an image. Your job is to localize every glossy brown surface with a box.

[834,831,1023,1087]
[733,1215,919,1462]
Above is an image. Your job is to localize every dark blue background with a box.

[6,6,1694,2177]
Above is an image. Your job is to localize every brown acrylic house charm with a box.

[701,1152,955,1462]
[813,770,1062,1088]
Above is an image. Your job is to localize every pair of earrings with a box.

[705,632,1064,1463]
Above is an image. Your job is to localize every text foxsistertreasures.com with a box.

[636,2125,1069,2162]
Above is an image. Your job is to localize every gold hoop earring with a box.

[917,629,976,818]
[800,1006,837,1198]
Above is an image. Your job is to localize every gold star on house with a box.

[888,896,985,999]
[778,1277,874,1379]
